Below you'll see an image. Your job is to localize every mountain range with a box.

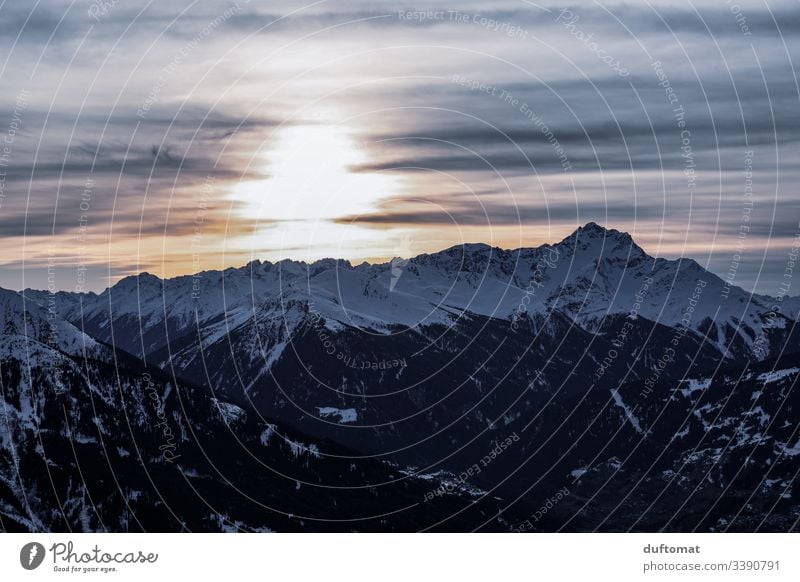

[3,222,799,531]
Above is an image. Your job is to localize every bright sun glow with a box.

[233,124,399,260]
[237,124,396,221]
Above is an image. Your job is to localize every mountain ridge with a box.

[16,222,800,367]
[19,222,784,299]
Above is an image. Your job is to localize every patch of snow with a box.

[610,389,643,434]
[287,439,321,459]
[747,406,771,427]
[757,368,800,384]
[259,424,276,446]
[317,406,357,424]
[672,423,690,440]
[781,437,800,457]
[679,377,711,397]
[212,398,246,425]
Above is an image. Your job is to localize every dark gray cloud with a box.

[347,73,798,176]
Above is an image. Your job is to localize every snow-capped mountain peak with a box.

[16,223,800,362]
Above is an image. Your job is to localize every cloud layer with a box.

[0,0,798,293]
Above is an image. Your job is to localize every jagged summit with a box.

[566,221,635,242]
[558,222,643,258]
[578,220,608,234]
[439,242,494,254]
[412,224,635,264]
[114,271,161,287]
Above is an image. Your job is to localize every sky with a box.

[0,0,798,293]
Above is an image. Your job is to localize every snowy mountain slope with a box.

[0,288,105,360]
[0,290,502,532]
[540,355,800,532]
[22,224,800,371]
